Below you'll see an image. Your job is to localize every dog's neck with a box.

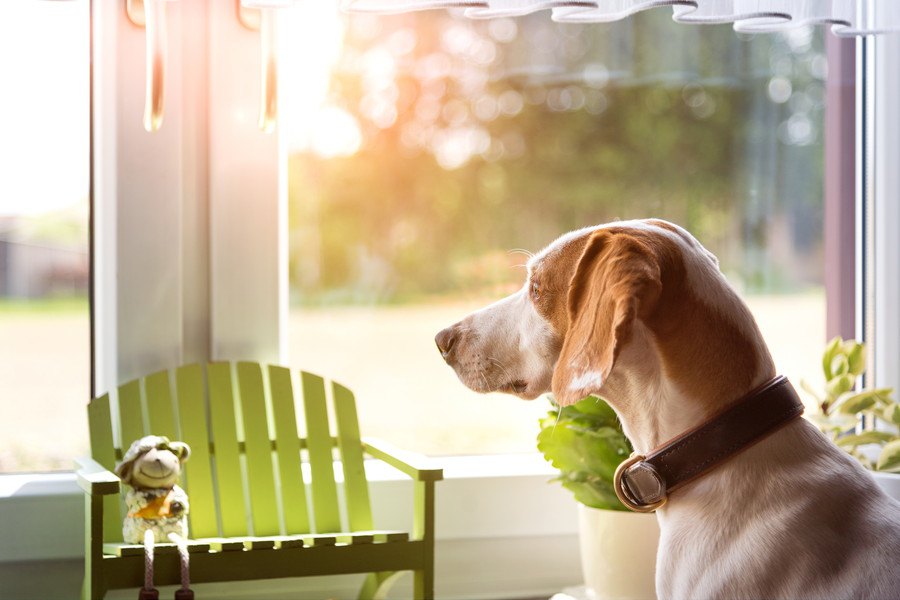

[602,282,777,453]
[603,327,775,454]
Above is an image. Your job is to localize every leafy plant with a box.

[802,337,900,472]
[537,396,632,510]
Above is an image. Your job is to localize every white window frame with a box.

[858,33,900,394]
[2,5,900,598]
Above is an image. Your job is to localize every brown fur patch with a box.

[529,234,593,335]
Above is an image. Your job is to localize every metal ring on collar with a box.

[614,453,668,513]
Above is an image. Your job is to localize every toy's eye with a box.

[531,281,540,300]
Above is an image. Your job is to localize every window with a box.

[0,0,90,472]
[285,7,827,455]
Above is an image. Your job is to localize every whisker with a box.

[507,248,534,259]
[487,357,514,382]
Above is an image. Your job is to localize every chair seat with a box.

[102,530,410,557]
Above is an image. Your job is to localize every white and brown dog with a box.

[435,219,900,599]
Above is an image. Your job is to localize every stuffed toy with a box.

[116,435,194,600]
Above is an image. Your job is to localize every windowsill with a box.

[0,452,576,561]
[0,453,582,598]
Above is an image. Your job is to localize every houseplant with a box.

[802,336,900,499]
[538,396,659,600]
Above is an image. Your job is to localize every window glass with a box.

[285,8,827,456]
[0,0,90,472]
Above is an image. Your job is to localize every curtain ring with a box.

[126,0,169,133]
[237,1,279,133]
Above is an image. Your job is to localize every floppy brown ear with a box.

[551,231,662,406]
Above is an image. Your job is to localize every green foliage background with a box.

[288,11,825,305]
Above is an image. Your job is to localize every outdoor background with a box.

[1,3,826,471]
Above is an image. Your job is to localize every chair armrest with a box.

[362,437,443,482]
[75,456,121,496]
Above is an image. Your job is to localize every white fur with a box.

[444,281,557,399]
[568,370,604,392]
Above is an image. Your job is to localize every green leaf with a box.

[847,343,866,376]
[882,404,900,425]
[871,387,897,406]
[876,440,900,472]
[537,423,629,481]
[822,336,842,381]
[826,375,854,399]
[836,390,881,415]
[559,476,626,511]
[830,355,849,378]
[835,431,895,448]
[537,395,631,509]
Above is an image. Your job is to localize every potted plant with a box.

[538,397,659,600]
[802,336,900,500]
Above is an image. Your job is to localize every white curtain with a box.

[333,1,900,36]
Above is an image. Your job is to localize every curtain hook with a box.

[238,1,280,133]
[126,0,171,133]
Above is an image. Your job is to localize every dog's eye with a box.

[531,281,540,300]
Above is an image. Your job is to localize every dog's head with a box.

[435,219,769,412]
[116,435,191,491]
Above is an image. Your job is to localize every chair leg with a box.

[82,574,106,600]
[358,571,405,600]
[358,572,383,600]
[83,494,107,600]
[414,569,434,600]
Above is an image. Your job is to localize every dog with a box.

[435,219,900,599]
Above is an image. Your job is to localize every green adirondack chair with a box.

[75,361,442,600]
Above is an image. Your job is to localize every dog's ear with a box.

[169,441,191,463]
[551,230,662,406]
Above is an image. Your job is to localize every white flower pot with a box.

[578,504,660,600]
[873,470,900,502]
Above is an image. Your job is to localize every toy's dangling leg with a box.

[169,533,194,600]
[139,529,160,600]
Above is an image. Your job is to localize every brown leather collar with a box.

[614,376,804,512]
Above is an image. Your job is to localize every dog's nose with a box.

[435,326,458,361]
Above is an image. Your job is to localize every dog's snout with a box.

[435,326,458,361]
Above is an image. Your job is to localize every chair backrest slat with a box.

[207,362,248,537]
[118,380,145,448]
[236,362,280,536]
[301,372,342,533]
[145,370,178,440]
[88,394,124,543]
[332,382,374,532]
[268,365,311,534]
[175,364,218,538]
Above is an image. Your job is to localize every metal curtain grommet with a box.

[614,453,668,513]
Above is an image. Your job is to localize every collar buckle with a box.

[614,453,668,512]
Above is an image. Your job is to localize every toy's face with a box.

[130,445,182,489]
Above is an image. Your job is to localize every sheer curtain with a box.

[334,1,900,36]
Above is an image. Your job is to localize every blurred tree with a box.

[288,10,824,304]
